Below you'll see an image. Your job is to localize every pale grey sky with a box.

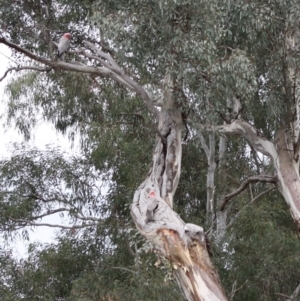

[0,44,80,257]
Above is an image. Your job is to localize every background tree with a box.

[1,0,300,300]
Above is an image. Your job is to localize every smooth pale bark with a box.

[204,119,300,227]
[275,129,300,226]
[197,132,216,227]
[131,105,227,301]
[215,134,228,243]
[1,37,229,301]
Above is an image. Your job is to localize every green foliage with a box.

[1,0,300,300]
[216,191,300,301]
[0,232,184,301]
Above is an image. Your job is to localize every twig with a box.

[0,66,52,82]
[227,187,276,228]
[7,217,98,229]
[28,208,70,220]
[94,263,138,275]
[220,176,277,211]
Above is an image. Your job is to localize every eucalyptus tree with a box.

[1,0,300,300]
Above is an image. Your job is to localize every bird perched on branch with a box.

[57,33,72,60]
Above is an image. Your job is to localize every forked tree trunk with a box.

[214,119,300,229]
[131,101,227,301]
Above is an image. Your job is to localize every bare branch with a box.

[276,282,300,301]
[84,40,121,72]
[72,213,104,222]
[0,51,18,64]
[83,40,158,116]
[0,66,52,82]
[220,176,277,211]
[275,293,291,299]
[20,221,98,229]
[0,37,158,116]
[42,4,54,61]
[0,37,54,66]
[28,208,70,220]
[94,263,138,275]
[227,186,276,228]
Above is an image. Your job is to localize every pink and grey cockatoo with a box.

[57,33,72,59]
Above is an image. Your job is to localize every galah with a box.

[57,33,72,59]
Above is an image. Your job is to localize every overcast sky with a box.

[0,44,79,258]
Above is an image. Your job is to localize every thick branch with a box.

[0,37,158,116]
[220,175,277,211]
[84,40,121,73]
[199,119,277,159]
[83,40,158,116]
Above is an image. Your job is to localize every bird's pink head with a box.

[63,33,72,40]
[149,191,156,197]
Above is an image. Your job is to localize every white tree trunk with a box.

[215,134,228,242]
[131,105,227,301]
[275,129,300,226]
[205,119,300,228]
[198,132,216,227]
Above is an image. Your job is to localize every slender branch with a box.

[43,4,54,61]
[0,37,158,117]
[196,131,209,159]
[20,221,98,229]
[5,216,98,229]
[94,263,138,275]
[98,27,118,58]
[0,37,54,66]
[126,239,137,258]
[0,66,52,82]
[84,40,120,72]
[72,213,104,222]
[276,282,300,301]
[220,176,277,211]
[28,208,70,220]
[80,49,118,72]
[0,51,17,64]
[227,187,276,228]
[275,293,291,299]
[83,40,158,116]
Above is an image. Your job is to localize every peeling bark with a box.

[0,35,228,301]
[131,104,227,301]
